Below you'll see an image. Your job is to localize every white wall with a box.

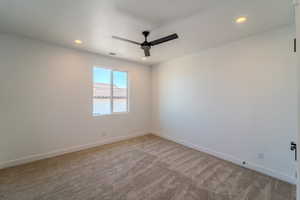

[296,2,300,198]
[0,34,152,168]
[152,26,298,183]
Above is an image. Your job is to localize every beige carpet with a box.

[0,134,296,200]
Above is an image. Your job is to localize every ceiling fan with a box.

[112,31,178,57]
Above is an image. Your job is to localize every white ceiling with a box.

[0,0,294,66]
[115,0,221,26]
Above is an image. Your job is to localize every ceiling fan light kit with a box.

[112,31,178,57]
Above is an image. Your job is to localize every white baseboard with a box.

[153,132,296,185]
[0,132,148,170]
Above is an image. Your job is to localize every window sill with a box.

[93,112,129,117]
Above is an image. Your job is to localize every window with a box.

[93,67,128,116]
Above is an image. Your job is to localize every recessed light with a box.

[236,17,247,24]
[74,40,82,44]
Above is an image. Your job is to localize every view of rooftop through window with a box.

[93,67,128,115]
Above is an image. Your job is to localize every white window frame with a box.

[93,67,129,116]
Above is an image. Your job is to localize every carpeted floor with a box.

[0,134,296,200]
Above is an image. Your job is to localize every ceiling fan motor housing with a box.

[141,42,151,50]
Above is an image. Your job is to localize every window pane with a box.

[113,99,127,113]
[93,67,111,115]
[93,98,111,115]
[113,71,128,113]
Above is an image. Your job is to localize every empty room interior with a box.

[0,0,300,200]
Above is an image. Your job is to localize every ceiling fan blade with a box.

[144,49,150,57]
[112,36,140,45]
[150,33,178,46]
